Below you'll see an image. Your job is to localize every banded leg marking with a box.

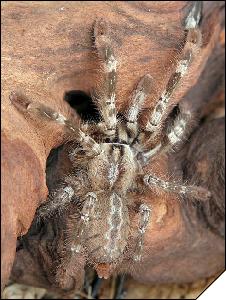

[126,74,153,139]
[141,108,194,163]
[144,174,211,201]
[145,20,202,140]
[93,19,117,136]
[134,204,151,262]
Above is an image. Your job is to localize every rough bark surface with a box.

[1,0,225,294]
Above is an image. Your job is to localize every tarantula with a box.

[10,2,210,287]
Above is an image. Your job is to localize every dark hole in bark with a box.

[163,104,180,132]
[64,90,101,122]
[169,104,180,119]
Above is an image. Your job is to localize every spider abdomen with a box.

[84,192,130,263]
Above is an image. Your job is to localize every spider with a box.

[10,2,211,289]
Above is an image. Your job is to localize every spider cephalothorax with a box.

[10,2,210,287]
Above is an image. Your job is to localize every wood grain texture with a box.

[1,0,225,293]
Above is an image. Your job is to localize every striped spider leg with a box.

[9,92,101,157]
[143,174,211,202]
[126,74,153,141]
[139,1,203,154]
[129,2,211,203]
[54,192,98,289]
[93,18,118,137]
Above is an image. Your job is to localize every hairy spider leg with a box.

[36,185,75,220]
[9,92,101,157]
[131,29,201,161]
[93,18,118,137]
[53,193,98,289]
[125,74,153,140]
[134,5,202,162]
[144,20,202,144]
[55,215,86,290]
[143,174,211,202]
[142,105,195,162]
[109,74,153,145]
[163,105,195,153]
[126,2,203,161]
[70,192,98,254]
[145,29,201,140]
